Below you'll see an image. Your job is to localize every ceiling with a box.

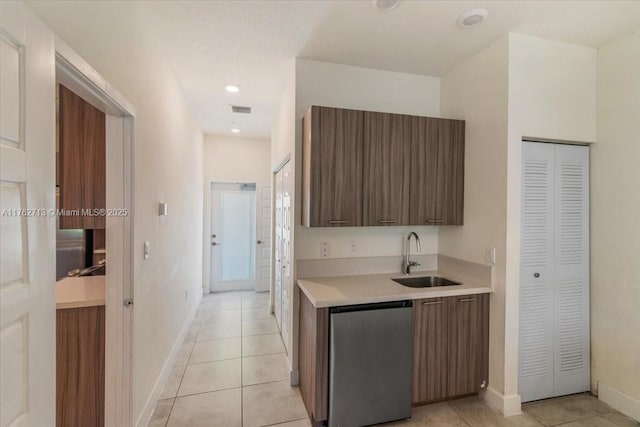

[28,1,640,138]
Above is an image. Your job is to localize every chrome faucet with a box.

[404,232,422,274]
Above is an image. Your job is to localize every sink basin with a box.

[392,276,461,288]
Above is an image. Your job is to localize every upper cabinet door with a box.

[302,106,363,227]
[410,117,465,225]
[363,112,411,226]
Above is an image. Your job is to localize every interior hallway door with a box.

[273,161,292,343]
[210,183,256,292]
[254,185,271,292]
[1,3,56,425]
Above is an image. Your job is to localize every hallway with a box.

[149,291,309,427]
[149,292,638,427]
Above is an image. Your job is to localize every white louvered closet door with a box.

[519,142,590,403]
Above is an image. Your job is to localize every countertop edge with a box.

[297,274,493,309]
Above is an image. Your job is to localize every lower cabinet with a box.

[56,305,105,427]
[298,290,490,424]
[413,293,490,405]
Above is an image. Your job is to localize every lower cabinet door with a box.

[447,293,490,397]
[412,297,448,404]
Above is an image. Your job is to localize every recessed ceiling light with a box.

[371,0,399,12]
[231,128,240,134]
[457,9,488,28]
[225,85,240,93]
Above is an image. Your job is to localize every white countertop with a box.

[56,276,106,309]
[297,270,492,308]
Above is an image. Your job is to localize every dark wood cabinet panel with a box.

[298,290,329,424]
[447,293,490,397]
[58,84,106,229]
[363,112,411,226]
[302,106,363,227]
[56,306,105,427]
[410,117,465,225]
[412,297,449,404]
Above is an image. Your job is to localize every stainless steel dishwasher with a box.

[329,300,413,427]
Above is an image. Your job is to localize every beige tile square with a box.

[196,308,241,325]
[243,380,308,427]
[270,419,312,427]
[242,298,269,309]
[601,412,640,427]
[524,394,613,426]
[173,341,194,367]
[557,416,636,427]
[178,359,241,396]
[242,307,273,321]
[199,299,242,311]
[242,353,289,386]
[242,319,279,336]
[167,388,241,427]
[389,402,468,426]
[148,398,174,427]
[450,396,543,427]
[158,364,186,400]
[198,323,241,341]
[242,333,285,357]
[189,337,241,364]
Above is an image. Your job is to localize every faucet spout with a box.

[404,232,422,274]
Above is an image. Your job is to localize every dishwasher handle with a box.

[330,300,412,314]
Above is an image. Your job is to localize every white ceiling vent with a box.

[231,105,252,114]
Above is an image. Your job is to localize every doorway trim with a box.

[55,37,135,427]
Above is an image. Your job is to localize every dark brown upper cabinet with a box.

[362,112,411,226]
[301,106,464,227]
[410,117,465,225]
[302,106,364,227]
[58,84,106,229]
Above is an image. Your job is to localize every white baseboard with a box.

[135,297,201,427]
[598,382,640,422]
[483,386,522,416]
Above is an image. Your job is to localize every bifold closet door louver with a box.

[519,142,589,403]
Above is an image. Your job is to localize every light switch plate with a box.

[485,247,496,265]
[158,202,168,216]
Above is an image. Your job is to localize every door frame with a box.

[55,38,136,426]
[269,156,290,317]
[208,181,257,293]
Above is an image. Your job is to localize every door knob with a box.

[534,272,540,278]
[211,242,221,246]
[257,240,263,244]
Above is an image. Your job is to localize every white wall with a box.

[26,2,204,424]
[505,33,596,407]
[439,35,512,411]
[202,134,271,292]
[440,33,597,415]
[592,30,640,414]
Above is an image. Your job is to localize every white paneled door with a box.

[255,186,271,292]
[519,142,590,403]
[273,160,291,347]
[1,3,56,426]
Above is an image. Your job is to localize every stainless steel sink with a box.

[392,276,461,288]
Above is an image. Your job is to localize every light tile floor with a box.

[149,291,639,427]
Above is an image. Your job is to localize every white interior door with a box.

[255,186,271,292]
[274,171,283,329]
[1,3,56,426]
[280,162,292,347]
[210,183,256,292]
[520,142,590,402]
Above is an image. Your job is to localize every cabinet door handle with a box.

[378,219,397,224]
[422,301,442,306]
[328,220,348,224]
[458,298,476,302]
[426,219,444,224]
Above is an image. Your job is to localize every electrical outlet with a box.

[485,247,496,265]
[320,242,329,258]
[349,241,357,255]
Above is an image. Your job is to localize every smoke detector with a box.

[457,9,488,28]
[371,0,399,12]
